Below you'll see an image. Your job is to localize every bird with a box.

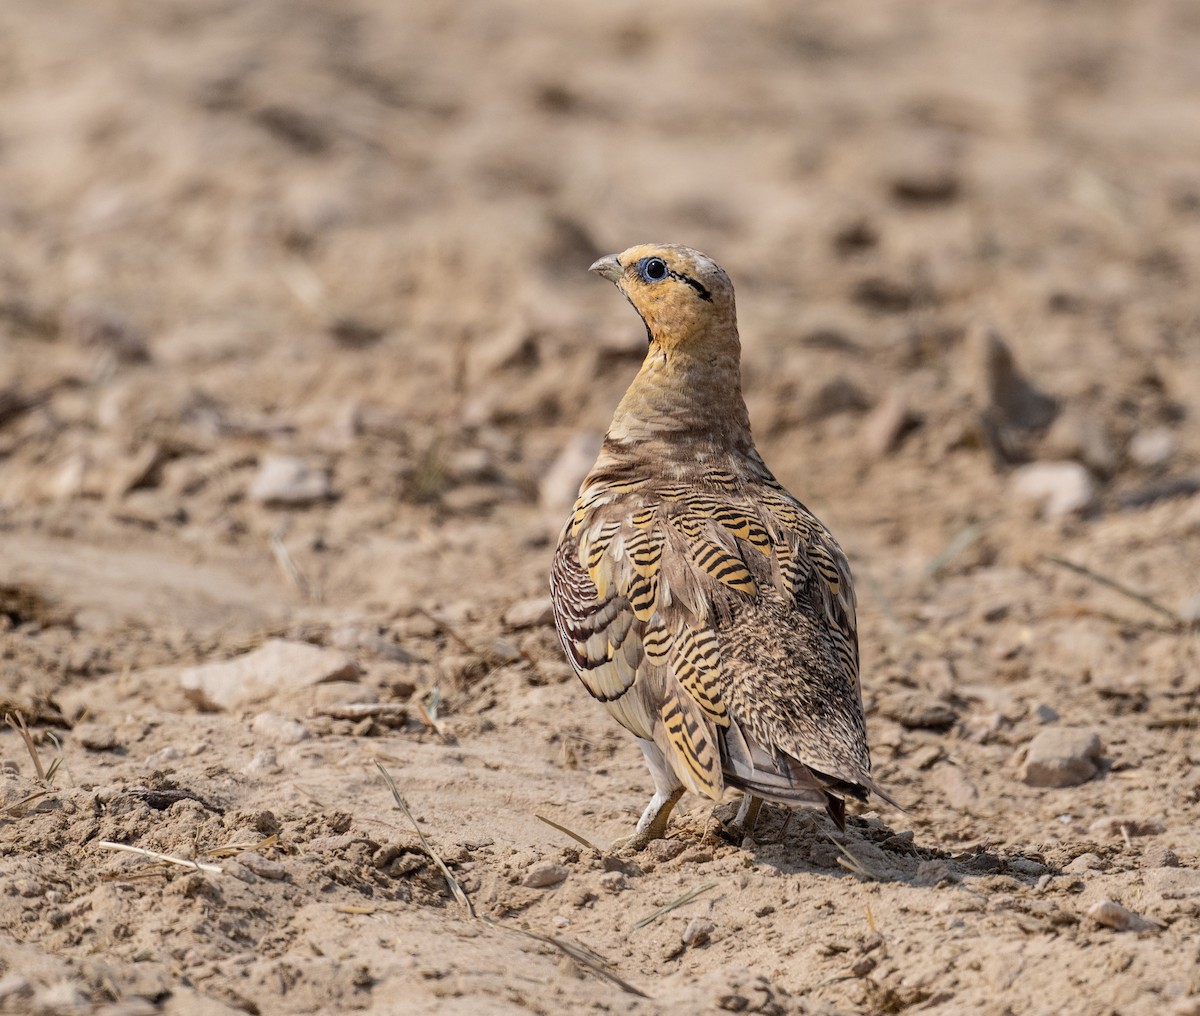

[549,243,896,850]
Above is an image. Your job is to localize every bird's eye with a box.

[638,257,668,283]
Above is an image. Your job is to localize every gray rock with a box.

[1019,727,1103,787]
[598,871,627,893]
[144,746,185,768]
[1128,428,1176,468]
[860,389,917,458]
[244,748,280,775]
[522,862,569,888]
[180,639,359,710]
[1011,461,1097,518]
[539,433,602,511]
[74,722,121,751]
[503,596,554,630]
[251,711,310,745]
[1142,845,1180,868]
[682,918,715,946]
[1064,852,1105,874]
[1087,899,1162,932]
[1041,409,1118,476]
[248,454,331,506]
[1033,703,1060,724]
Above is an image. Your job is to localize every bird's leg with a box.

[611,739,685,851]
[732,793,764,837]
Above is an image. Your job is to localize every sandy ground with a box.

[2,1,1200,1013]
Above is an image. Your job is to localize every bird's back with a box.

[552,447,876,818]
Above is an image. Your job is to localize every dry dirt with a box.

[3,2,1200,1014]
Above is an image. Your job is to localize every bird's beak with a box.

[588,254,622,283]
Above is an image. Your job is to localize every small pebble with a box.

[1128,428,1176,468]
[225,862,258,884]
[1142,845,1180,868]
[1018,727,1103,788]
[74,722,121,751]
[244,748,281,775]
[1064,852,1105,874]
[251,712,310,745]
[145,746,185,767]
[1010,461,1096,519]
[598,871,627,893]
[15,878,42,898]
[1033,704,1059,724]
[647,839,687,862]
[502,597,554,630]
[522,863,569,888]
[1087,899,1162,933]
[682,918,715,947]
[1007,857,1048,877]
[248,454,331,506]
[850,956,877,977]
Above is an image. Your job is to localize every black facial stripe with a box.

[667,269,712,302]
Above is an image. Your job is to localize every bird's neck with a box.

[602,331,755,466]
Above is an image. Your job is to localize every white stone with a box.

[522,862,569,888]
[180,639,359,710]
[251,712,310,745]
[145,746,185,767]
[1011,461,1096,518]
[248,454,330,506]
[1129,428,1176,468]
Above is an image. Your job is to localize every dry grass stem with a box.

[5,712,46,781]
[374,760,474,917]
[925,520,990,578]
[535,813,601,852]
[271,525,315,601]
[1,789,53,816]
[204,834,279,859]
[481,916,649,999]
[415,697,450,743]
[830,838,887,882]
[1041,554,1181,624]
[98,840,224,874]
[632,881,718,930]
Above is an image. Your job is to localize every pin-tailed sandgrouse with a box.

[550,243,895,849]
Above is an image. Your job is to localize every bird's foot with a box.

[610,786,685,852]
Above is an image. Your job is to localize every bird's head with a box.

[589,243,736,351]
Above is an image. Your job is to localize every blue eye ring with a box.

[638,257,669,283]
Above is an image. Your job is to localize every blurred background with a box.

[2,0,1199,687]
